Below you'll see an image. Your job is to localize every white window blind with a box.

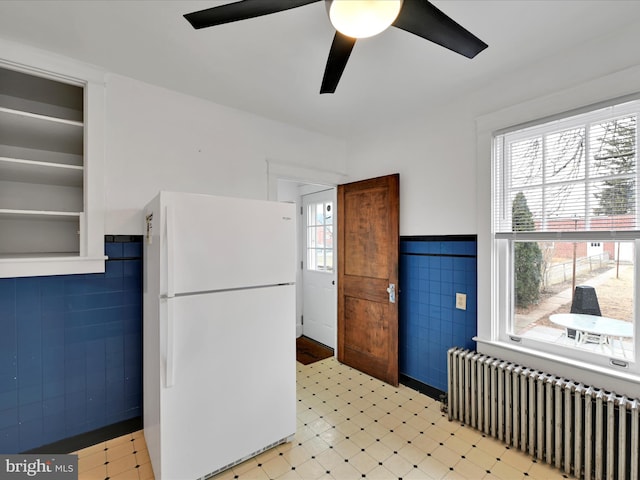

[494,100,639,238]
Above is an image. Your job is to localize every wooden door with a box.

[337,174,399,386]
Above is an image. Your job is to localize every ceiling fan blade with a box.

[392,0,488,58]
[320,32,357,94]
[184,0,321,29]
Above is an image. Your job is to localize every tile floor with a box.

[73,429,153,480]
[75,358,569,479]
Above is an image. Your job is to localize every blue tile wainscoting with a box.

[0,236,143,454]
[399,235,477,398]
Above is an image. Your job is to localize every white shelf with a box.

[0,208,81,220]
[0,93,82,123]
[0,255,108,278]
[0,252,79,259]
[0,211,81,260]
[0,156,83,186]
[0,142,82,166]
[0,66,83,121]
[0,107,83,154]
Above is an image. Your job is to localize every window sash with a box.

[493,99,640,235]
[493,237,638,368]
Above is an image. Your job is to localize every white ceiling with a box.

[1,1,640,139]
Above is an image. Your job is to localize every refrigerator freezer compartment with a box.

[165,192,296,295]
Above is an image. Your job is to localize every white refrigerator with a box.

[142,191,297,480]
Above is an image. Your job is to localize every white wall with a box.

[346,108,478,236]
[347,22,640,237]
[104,74,347,234]
[346,22,640,396]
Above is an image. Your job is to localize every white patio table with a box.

[549,313,633,357]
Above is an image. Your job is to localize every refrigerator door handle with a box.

[165,297,175,388]
[166,205,175,299]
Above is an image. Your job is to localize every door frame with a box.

[267,160,347,343]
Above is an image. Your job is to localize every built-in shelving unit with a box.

[0,66,84,259]
[0,48,106,277]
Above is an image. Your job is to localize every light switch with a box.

[456,293,467,310]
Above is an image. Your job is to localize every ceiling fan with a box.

[184,0,488,94]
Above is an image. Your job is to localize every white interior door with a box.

[302,189,337,349]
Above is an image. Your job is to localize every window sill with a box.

[474,336,640,398]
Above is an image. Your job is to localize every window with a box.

[306,200,334,272]
[493,98,639,368]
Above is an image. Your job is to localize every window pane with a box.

[510,137,543,189]
[589,116,636,178]
[325,250,334,272]
[316,203,324,224]
[325,225,333,249]
[307,205,316,227]
[513,240,634,359]
[325,202,333,225]
[545,182,585,222]
[510,189,542,232]
[316,225,325,248]
[315,249,325,271]
[545,127,585,184]
[307,248,317,270]
[308,226,317,248]
[590,179,636,229]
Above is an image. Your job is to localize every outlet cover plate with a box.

[456,293,467,310]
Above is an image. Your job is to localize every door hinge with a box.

[301,261,304,270]
[300,206,303,215]
[301,315,304,325]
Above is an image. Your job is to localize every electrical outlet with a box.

[456,293,467,310]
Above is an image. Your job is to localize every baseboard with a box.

[400,374,445,402]
[23,417,142,454]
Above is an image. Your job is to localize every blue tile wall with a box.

[0,236,142,453]
[399,236,477,393]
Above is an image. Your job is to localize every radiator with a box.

[447,347,640,480]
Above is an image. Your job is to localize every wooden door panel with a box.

[343,186,389,278]
[342,276,388,303]
[338,174,399,386]
[343,297,390,378]
[344,297,388,355]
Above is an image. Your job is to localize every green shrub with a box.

[512,192,543,308]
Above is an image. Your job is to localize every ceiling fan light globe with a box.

[326,0,403,39]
